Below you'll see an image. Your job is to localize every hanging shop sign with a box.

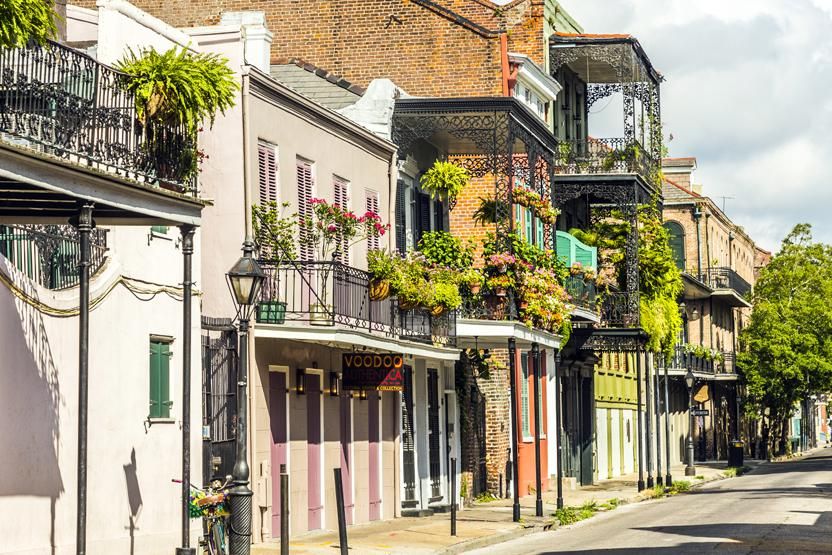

[342,352,405,391]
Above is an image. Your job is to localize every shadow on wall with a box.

[123,448,143,555]
[0,263,65,550]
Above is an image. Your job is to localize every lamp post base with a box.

[175,549,196,555]
[637,480,645,492]
[685,466,696,477]
[228,486,254,555]
[665,473,673,487]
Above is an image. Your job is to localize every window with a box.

[365,189,380,252]
[258,141,278,205]
[664,221,686,270]
[521,353,530,438]
[297,158,315,261]
[151,225,169,235]
[333,176,350,264]
[149,337,173,419]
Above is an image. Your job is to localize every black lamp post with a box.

[226,238,266,555]
[685,370,696,477]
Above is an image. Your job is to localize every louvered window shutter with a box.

[258,142,277,205]
[520,354,530,437]
[365,189,380,252]
[433,199,444,232]
[297,160,314,261]
[333,177,349,265]
[525,208,533,243]
[395,180,406,253]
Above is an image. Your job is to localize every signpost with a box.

[692,409,710,417]
[342,353,405,391]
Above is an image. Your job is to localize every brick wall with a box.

[77,0,548,98]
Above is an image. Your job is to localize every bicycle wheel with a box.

[211,520,228,555]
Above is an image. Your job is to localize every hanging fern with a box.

[0,0,57,48]
[115,46,239,133]
[419,160,470,202]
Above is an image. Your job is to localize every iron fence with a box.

[201,317,238,483]
[702,267,752,298]
[665,343,715,374]
[598,291,640,327]
[554,137,657,182]
[257,260,456,347]
[0,224,107,289]
[0,40,197,193]
[565,275,597,312]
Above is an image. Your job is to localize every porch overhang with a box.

[571,305,601,324]
[454,318,561,350]
[682,272,712,301]
[254,324,461,361]
[0,141,206,226]
[549,33,662,86]
[711,289,752,308]
[569,326,649,353]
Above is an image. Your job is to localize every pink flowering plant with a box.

[302,198,388,263]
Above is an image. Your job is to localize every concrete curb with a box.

[441,521,553,554]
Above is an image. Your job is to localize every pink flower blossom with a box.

[327,224,337,232]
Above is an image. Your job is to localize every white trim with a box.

[571,306,601,323]
[508,53,563,100]
[455,319,561,349]
[97,0,194,50]
[254,324,461,361]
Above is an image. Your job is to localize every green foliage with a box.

[252,202,298,263]
[418,231,473,270]
[554,501,599,526]
[739,224,832,454]
[419,160,470,202]
[116,46,238,133]
[0,0,57,48]
[670,480,691,493]
[472,196,509,226]
[474,491,499,503]
[367,249,398,281]
[431,276,463,311]
[462,349,503,380]
[599,498,621,511]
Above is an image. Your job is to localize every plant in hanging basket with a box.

[367,249,399,300]
[419,160,470,203]
[460,268,484,295]
[428,276,462,315]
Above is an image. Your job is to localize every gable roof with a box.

[270,59,364,110]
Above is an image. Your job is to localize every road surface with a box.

[469,448,832,554]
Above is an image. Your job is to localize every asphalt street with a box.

[468,448,832,554]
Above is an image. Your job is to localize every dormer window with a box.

[509,53,562,123]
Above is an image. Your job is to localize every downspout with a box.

[693,205,702,279]
[501,33,510,96]
[242,68,252,234]
[704,213,711,274]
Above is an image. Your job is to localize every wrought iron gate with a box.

[428,368,442,500]
[201,316,238,484]
[401,365,417,505]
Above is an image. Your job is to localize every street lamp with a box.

[226,238,266,555]
[685,369,697,476]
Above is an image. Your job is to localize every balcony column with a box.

[71,202,94,555]
[635,348,645,492]
[654,355,663,487]
[507,338,520,522]
[645,353,654,488]
[531,342,543,517]
[177,225,196,555]
[554,354,564,510]
[663,362,673,486]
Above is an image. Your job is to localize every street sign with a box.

[342,352,405,391]
[692,409,710,417]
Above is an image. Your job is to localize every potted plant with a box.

[419,160,470,204]
[418,231,474,270]
[300,198,387,323]
[428,272,462,316]
[392,253,430,310]
[486,274,513,297]
[116,46,238,185]
[460,268,484,295]
[252,201,298,324]
[367,249,398,301]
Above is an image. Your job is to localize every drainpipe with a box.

[704,213,711,275]
[500,33,510,96]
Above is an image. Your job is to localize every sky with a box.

[559,0,832,252]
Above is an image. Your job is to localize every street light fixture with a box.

[685,369,697,476]
[226,238,265,555]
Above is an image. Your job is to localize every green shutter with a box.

[536,218,544,248]
[525,208,533,243]
[151,226,169,234]
[149,340,171,418]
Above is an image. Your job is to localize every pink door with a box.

[269,372,288,537]
[368,392,381,520]
[307,374,323,530]
[340,393,355,524]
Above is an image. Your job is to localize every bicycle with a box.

[173,477,231,555]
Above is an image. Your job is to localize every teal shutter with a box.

[556,231,571,266]
[525,208,533,243]
[536,218,544,248]
[521,354,530,437]
[149,340,171,418]
[151,226,169,234]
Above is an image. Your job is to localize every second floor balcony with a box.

[664,343,737,377]
[702,267,752,299]
[256,260,456,348]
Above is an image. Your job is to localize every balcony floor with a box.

[455,318,562,350]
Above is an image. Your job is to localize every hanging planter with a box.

[419,160,470,205]
[369,278,391,301]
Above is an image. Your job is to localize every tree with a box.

[738,224,832,455]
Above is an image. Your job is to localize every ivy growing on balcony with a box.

[1,0,56,48]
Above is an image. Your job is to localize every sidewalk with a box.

[252,461,758,555]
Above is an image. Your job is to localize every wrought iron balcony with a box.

[703,267,752,298]
[665,343,715,374]
[256,260,456,347]
[721,352,736,374]
[0,40,197,194]
[565,275,597,312]
[598,291,640,328]
[0,224,107,289]
[555,138,658,183]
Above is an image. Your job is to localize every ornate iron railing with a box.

[458,293,516,322]
[666,344,715,374]
[554,137,657,183]
[565,275,597,312]
[0,40,197,193]
[702,267,752,298]
[256,260,456,347]
[0,224,108,289]
[721,352,736,374]
[598,291,640,327]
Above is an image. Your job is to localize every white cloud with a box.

[559,0,832,252]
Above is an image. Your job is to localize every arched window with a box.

[663,221,686,271]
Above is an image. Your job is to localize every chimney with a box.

[692,184,703,194]
[220,11,273,73]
